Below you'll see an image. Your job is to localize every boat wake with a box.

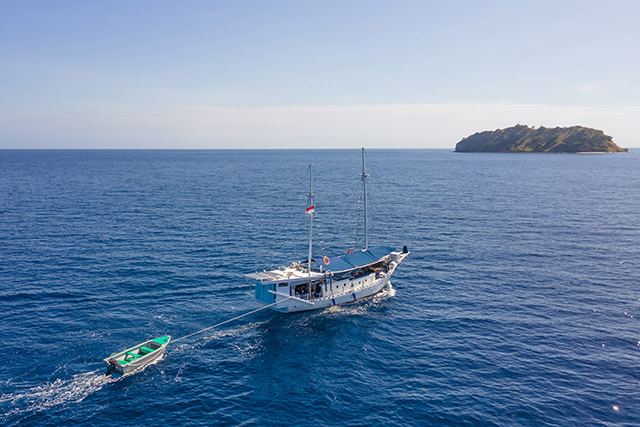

[376,282,397,299]
[0,369,116,421]
[172,319,270,352]
[0,354,168,422]
[324,283,397,316]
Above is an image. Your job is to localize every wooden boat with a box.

[104,335,171,374]
[247,148,409,313]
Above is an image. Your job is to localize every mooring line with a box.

[172,297,293,343]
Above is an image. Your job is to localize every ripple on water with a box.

[1,150,639,426]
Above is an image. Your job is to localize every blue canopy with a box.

[367,246,397,260]
[312,257,354,272]
[343,246,395,267]
[313,246,396,272]
[342,250,375,266]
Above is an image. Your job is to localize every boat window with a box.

[278,283,288,287]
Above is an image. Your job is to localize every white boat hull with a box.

[104,335,171,375]
[114,346,167,374]
[263,253,407,313]
[271,276,391,313]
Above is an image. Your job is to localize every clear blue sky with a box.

[1,0,638,148]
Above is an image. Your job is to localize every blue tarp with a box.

[342,250,376,266]
[343,246,396,267]
[312,257,354,272]
[313,246,396,272]
[255,283,275,304]
[367,246,397,260]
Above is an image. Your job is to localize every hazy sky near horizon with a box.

[1,0,639,149]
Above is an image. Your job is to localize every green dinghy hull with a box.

[105,335,171,375]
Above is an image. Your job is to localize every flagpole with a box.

[361,148,369,250]
[307,164,315,283]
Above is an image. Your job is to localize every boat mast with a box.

[361,147,369,250]
[307,164,315,280]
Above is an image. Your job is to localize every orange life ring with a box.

[323,256,330,265]
[347,248,354,255]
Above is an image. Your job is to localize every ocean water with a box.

[0,149,639,426]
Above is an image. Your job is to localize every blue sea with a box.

[1,149,639,426]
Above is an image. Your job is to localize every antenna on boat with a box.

[361,148,369,250]
[307,163,315,278]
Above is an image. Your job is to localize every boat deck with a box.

[245,266,324,283]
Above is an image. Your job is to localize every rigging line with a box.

[348,154,365,249]
[314,204,333,254]
[310,195,326,252]
[315,218,327,254]
[172,296,294,343]
[362,151,384,244]
[351,179,363,249]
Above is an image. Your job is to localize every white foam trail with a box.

[377,282,397,299]
[172,319,269,352]
[0,355,170,421]
[0,369,115,420]
[323,283,396,316]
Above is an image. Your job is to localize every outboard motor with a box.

[105,359,118,376]
[402,245,408,254]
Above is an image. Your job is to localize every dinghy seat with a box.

[125,352,141,361]
[139,346,155,355]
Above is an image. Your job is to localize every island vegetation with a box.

[455,125,627,153]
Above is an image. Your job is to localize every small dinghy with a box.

[104,335,171,375]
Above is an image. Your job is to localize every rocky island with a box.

[455,125,627,153]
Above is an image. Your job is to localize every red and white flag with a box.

[305,205,315,214]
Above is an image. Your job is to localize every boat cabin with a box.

[250,246,396,304]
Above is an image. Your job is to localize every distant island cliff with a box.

[455,125,628,153]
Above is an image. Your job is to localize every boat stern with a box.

[255,283,276,304]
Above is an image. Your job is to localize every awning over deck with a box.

[311,257,354,272]
[312,246,396,272]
